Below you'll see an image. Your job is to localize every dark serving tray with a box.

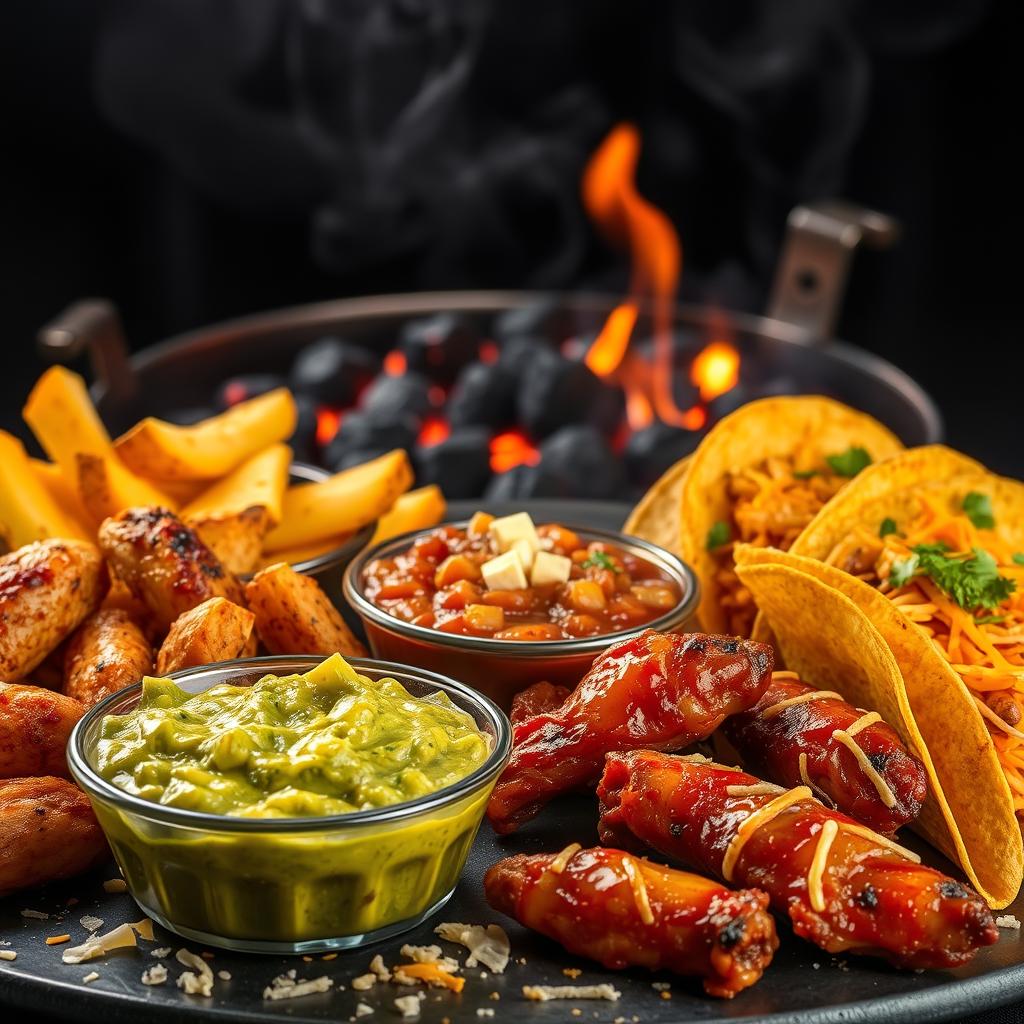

[2,500,1022,1024]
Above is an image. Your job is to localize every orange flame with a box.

[585,302,638,377]
[383,350,407,376]
[315,408,343,447]
[489,431,541,473]
[691,341,740,402]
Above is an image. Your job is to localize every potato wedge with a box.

[264,450,413,552]
[23,366,112,468]
[114,389,297,481]
[0,432,91,546]
[29,457,93,535]
[182,444,291,526]
[0,682,84,778]
[245,562,366,657]
[187,506,270,575]
[156,597,256,674]
[371,484,447,543]
[76,452,178,525]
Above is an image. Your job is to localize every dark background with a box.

[1,0,1019,473]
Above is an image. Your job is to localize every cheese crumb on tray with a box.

[523,983,622,1002]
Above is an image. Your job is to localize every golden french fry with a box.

[263,450,413,552]
[0,432,91,545]
[75,452,178,525]
[187,506,270,575]
[371,484,447,544]
[22,366,112,470]
[182,444,291,525]
[28,458,93,534]
[114,389,297,481]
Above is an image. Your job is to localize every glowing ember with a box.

[478,341,500,364]
[383,350,407,377]
[585,302,638,377]
[418,416,451,448]
[490,431,541,474]
[691,341,740,402]
[428,385,446,407]
[315,407,343,447]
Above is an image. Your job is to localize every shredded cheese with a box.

[845,711,882,737]
[141,965,167,986]
[62,920,152,964]
[176,948,214,997]
[0,951,16,962]
[838,821,921,863]
[523,984,621,1001]
[807,820,839,912]
[721,786,813,882]
[263,975,333,1001]
[726,783,785,798]
[435,923,510,973]
[798,752,811,786]
[761,691,842,720]
[620,856,655,925]
[549,843,582,874]
[394,994,422,1018]
[679,753,741,771]
[832,729,898,808]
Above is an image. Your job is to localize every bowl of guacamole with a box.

[68,654,511,954]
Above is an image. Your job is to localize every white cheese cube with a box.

[511,538,535,573]
[489,512,540,556]
[530,550,572,586]
[481,550,529,591]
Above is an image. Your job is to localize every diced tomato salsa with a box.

[361,515,681,640]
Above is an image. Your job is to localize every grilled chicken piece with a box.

[0,683,84,778]
[63,608,154,707]
[0,539,107,681]
[245,562,366,657]
[156,597,256,674]
[0,777,108,897]
[98,507,245,632]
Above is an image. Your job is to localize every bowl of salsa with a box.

[67,653,511,953]
[343,512,699,707]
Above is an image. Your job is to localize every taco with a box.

[734,544,1023,909]
[623,456,690,553]
[677,396,904,636]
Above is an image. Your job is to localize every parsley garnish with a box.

[826,446,872,477]
[879,517,898,538]
[706,521,732,551]
[793,469,818,480]
[888,542,1016,611]
[580,550,620,573]
[1013,553,1024,566]
[962,492,995,530]
[974,614,1006,625]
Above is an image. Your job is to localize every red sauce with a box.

[361,516,681,640]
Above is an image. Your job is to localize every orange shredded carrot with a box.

[395,962,466,993]
[45,935,71,945]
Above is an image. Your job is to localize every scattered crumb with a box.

[176,948,215,997]
[401,944,459,972]
[322,953,338,961]
[651,982,670,991]
[563,967,583,979]
[571,1010,582,1018]
[141,965,168,986]
[523,984,621,1002]
[218,970,232,981]
[102,879,128,894]
[355,1004,374,1018]
[200,951,215,960]
[63,920,152,964]
[660,991,671,1000]
[370,954,391,981]
[79,915,104,933]
[476,1011,495,1019]
[45,934,71,946]
[20,909,49,920]
[151,947,172,958]
[997,915,1021,930]
[82,971,100,984]
[435,922,510,974]
[0,951,17,962]
[394,994,422,1018]
[66,898,79,907]
[262,972,333,1001]
[352,973,377,991]
[516,957,527,965]
[303,955,313,962]
[812,963,820,969]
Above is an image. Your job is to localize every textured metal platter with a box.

[2,500,1021,1024]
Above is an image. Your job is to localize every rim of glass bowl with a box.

[343,521,700,657]
[67,655,511,834]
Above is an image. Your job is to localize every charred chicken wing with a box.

[598,750,998,969]
[98,507,245,632]
[0,538,107,681]
[0,682,83,778]
[64,608,154,707]
[485,845,777,998]
[487,630,773,834]
[721,670,928,834]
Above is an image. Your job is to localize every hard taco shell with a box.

[735,544,1023,909]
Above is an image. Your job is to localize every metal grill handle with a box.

[767,201,901,342]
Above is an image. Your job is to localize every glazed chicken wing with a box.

[0,538,107,681]
[0,777,108,897]
[98,507,245,632]
[0,683,84,778]
[487,630,773,834]
[721,670,928,834]
[509,681,571,726]
[64,608,154,707]
[598,750,998,969]
[156,596,256,674]
[485,845,777,998]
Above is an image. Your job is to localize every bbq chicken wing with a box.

[0,538,107,681]
[509,681,571,726]
[721,670,927,834]
[0,682,83,778]
[64,608,154,707]
[487,630,773,834]
[98,507,245,632]
[598,750,998,969]
[485,845,777,998]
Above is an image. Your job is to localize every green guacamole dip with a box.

[95,654,491,818]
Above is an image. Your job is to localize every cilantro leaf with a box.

[974,614,1006,625]
[793,469,818,480]
[706,521,732,551]
[1013,553,1024,566]
[895,542,1017,611]
[826,447,872,477]
[879,517,898,538]
[580,550,620,573]
[889,554,919,588]
[962,492,995,530]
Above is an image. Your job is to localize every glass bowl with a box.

[67,656,511,954]
[343,523,700,709]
